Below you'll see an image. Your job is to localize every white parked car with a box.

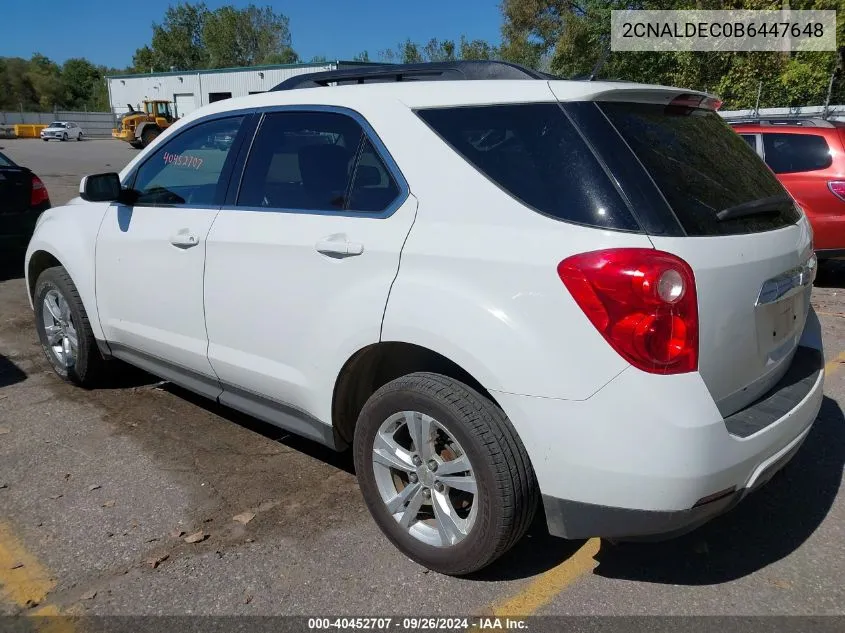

[24,62,824,575]
[40,121,83,141]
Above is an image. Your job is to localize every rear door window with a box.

[417,104,638,231]
[237,110,401,213]
[600,102,800,236]
[762,133,832,174]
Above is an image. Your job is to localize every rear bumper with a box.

[542,417,810,540]
[493,310,824,540]
[0,204,48,247]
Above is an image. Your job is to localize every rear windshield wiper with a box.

[716,195,793,222]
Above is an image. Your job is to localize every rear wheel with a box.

[141,126,161,148]
[77,132,84,141]
[353,372,538,575]
[34,266,107,387]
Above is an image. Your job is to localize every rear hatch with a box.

[552,86,813,416]
[0,166,32,215]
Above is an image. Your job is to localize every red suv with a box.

[731,118,845,259]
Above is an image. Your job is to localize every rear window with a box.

[416,104,638,231]
[762,133,832,174]
[600,102,800,236]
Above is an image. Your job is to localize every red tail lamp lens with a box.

[558,248,698,374]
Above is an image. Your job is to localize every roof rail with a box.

[270,61,556,91]
[726,116,837,128]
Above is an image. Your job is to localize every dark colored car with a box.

[731,118,845,259]
[0,149,51,260]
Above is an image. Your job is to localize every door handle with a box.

[170,230,199,249]
[315,236,364,258]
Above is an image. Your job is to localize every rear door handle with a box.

[170,230,199,248]
[315,237,364,257]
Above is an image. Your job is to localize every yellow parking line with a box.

[824,350,845,376]
[489,537,601,617]
[0,521,54,608]
[0,521,76,633]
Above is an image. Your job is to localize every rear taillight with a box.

[30,174,49,207]
[558,248,698,374]
[828,181,845,202]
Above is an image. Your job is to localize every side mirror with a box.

[79,173,122,202]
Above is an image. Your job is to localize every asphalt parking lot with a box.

[0,137,844,619]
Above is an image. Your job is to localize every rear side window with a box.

[416,104,638,231]
[601,102,800,236]
[348,138,401,212]
[762,133,832,174]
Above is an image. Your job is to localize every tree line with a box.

[2,0,844,113]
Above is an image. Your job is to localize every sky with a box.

[0,0,505,69]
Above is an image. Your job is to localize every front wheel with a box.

[353,372,538,575]
[61,132,67,141]
[34,266,107,387]
[141,127,160,148]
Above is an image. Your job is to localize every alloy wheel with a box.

[371,411,478,547]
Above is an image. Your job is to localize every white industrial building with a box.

[106,61,372,118]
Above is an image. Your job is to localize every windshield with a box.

[50,122,66,128]
[600,102,801,235]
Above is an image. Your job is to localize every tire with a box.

[353,372,538,575]
[61,132,67,141]
[141,127,160,148]
[77,132,84,141]
[42,138,48,142]
[129,141,143,149]
[34,266,107,387]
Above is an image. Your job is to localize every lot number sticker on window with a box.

[163,152,204,170]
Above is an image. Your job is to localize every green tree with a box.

[27,53,63,109]
[132,46,156,74]
[133,2,209,72]
[0,57,38,110]
[61,58,101,110]
[310,55,329,63]
[353,50,371,62]
[264,50,300,64]
[459,36,497,60]
[423,38,457,62]
[380,39,424,63]
[499,0,845,108]
[203,4,296,68]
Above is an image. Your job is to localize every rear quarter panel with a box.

[378,112,652,403]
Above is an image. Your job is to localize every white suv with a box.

[24,62,824,575]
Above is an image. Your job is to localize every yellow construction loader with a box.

[112,100,177,149]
